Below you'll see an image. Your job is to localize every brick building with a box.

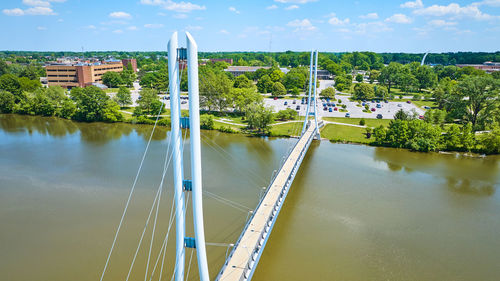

[45,59,137,88]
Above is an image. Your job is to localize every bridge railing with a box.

[215,126,318,281]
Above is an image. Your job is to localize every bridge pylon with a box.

[301,50,321,140]
[168,31,210,281]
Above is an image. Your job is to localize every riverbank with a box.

[2,112,498,155]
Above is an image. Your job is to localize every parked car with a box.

[397,104,402,107]
[376,100,380,103]
[371,108,376,111]
[296,105,300,110]
[345,113,351,117]
[419,115,424,119]
[334,107,338,111]
[331,103,336,107]
[406,100,412,104]
[328,107,333,112]
[384,100,388,103]
[323,106,328,111]
[376,114,383,119]
[274,97,278,100]
[376,104,381,108]
[284,101,288,105]
[292,100,296,104]
[424,106,431,109]
[323,103,327,107]
[181,101,187,104]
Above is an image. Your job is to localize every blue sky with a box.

[1,0,499,52]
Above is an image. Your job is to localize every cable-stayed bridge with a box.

[99,32,323,281]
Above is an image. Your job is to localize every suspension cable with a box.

[99,100,166,281]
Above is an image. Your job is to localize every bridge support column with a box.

[168,31,186,281]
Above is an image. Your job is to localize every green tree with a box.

[394,109,409,121]
[379,62,401,93]
[479,125,500,154]
[257,74,273,93]
[269,69,284,82]
[138,88,159,114]
[282,69,307,91]
[353,83,375,100]
[271,82,286,97]
[423,109,447,126]
[0,74,22,99]
[234,75,253,88]
[374,85,389,100]
[457,75,499,127]
[320,87,335,99]
[102,100,124,122]
[102,71,123,88]
[433,77,458,110]
[231,87,262,113]
[18,77,42,92]
[442,124,461,151]
[414,65,437,92]
[275,108,298,121]
[245,102,274,133]
[114,86,132,107]
[355,73,363,83]
[0,90,15,113]
[335,74,352,92]
[368,70,380,84]
[199,68,233,111]
[70,86,116,122]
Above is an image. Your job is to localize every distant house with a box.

[456,61,500,73]
[224,66,290,77]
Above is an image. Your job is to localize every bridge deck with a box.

[216,124,317,281]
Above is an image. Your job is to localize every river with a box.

[0,114,499,281]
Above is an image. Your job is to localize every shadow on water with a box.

[0,114,169,143]
[373,146,500,197]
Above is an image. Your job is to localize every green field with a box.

[322,117,391,127]
[270,121,303,137]
[320,124,372,144]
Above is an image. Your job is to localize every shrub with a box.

[359,118,366,126]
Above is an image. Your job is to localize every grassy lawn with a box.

[389,87,420,96]
[412,100,437,109]
[321,123,372,144]
[270,122,303,137]
[213,121,243,132]
[322,117,392,127]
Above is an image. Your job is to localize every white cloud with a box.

[275,0,317,3]
[37,26,47,30]
[25,6,56,15]
[359,12,378,19]
[385,13,412,23]
[2,8,25,16]
[140,0,206,13]
[477,0,500,7]
[228,6,240,14]
[266,4,278,10]
[109,11,131,19]
[428,19,457,27]
[287,18,316,32]
[285,5,299,10]
[219,29,229,34]
[23,0,51,7]
[173,13,187,18]
[414,3,495,20]
[113,29,123,34]
[400,0,423,9]
[57,18,63,22]
[186,25,202,30]
[144,23,164,28]
[354,21,393,34]
[127,26,138,30]
[328,14,350,25]
[86,25,96,29]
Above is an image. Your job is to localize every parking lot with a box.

[124,80,425,119]
[264,95,425,119]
